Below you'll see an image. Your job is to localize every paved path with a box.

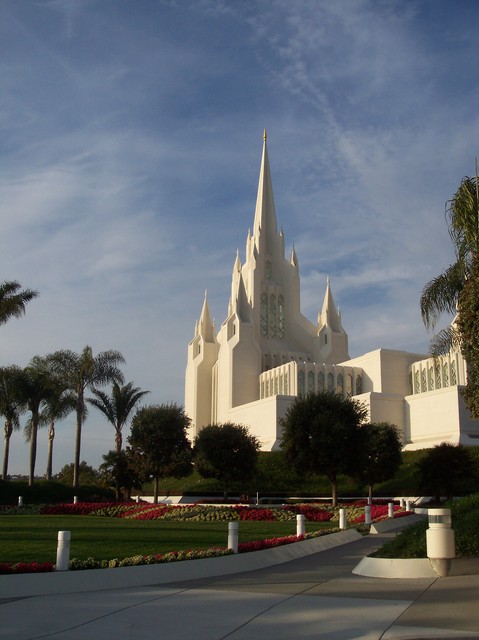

[1,533,479,640]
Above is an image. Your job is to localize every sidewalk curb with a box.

[0,529,363,598]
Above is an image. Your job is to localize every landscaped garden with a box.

[0,500,407,573]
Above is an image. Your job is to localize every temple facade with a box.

[185,133,479,451]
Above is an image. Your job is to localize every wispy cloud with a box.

[1,0,477,474]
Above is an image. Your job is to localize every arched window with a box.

[269,293,277,338]
[318,371,325,392]
[356,374,363,395]
[327,372,334,392]
[298,370,305,396]
[308,371,315,392]
[337,373,344,395]
[408,372,413,395]
[428,366,434,390]
[421,369,427,392]
[260,293,267,337]
[435,363,442,389]
[265,260,272,279]
[451,361,457,385]
[346,373,353,396]
[414,371,420,394]
[443,363,449,387]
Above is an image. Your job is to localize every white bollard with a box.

[400,498,405,508]
[364,505,371,525]
[296,514,305,537]
[388,502,394,518]
[339,508,347,530]
[426,508,455,577]
[228,522,238,553]
[56,531,71,571]
[136,495,140,503]
[18,496,23,507]
[73,496,78,504]
[406,499,411,512]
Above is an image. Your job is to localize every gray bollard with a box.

[296,514,305,537]
[228,521,238,553]
[56,531,71,571]
[339,508,347,530]
[364,505,371,525]
[388,502,394,518]
[18,496,23,507]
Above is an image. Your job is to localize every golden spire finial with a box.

[263,128,267,142]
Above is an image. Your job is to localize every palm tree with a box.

[18,356,56,486]
[100,449,141,501]
[88,382,149,453]
[420,174,479,354]
[0,281,38,326]
[47,346,125,489]
[41,385,76,481]
[0,366,26,479]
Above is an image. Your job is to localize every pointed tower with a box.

[314,277,349,363]
[185,292,219,439]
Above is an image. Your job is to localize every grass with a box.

[0,515,329,564]
[372,493,479,558]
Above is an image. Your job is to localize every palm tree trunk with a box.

[2,420,12,480]
[29,411,39,486]
[73,397,83,490]
[115,429,122,454]
[153,476,159,504]
[368,484,373,505]
[46,419,55,481]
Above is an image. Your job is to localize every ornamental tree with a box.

[356,422,402,503]
[193,422,260,500]
[280,391,368,506]
[128,404,193,503]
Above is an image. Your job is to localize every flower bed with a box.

[0,501,411,573]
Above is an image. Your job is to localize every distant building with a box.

[185,132,479,450]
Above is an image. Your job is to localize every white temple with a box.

[185,132,479,451]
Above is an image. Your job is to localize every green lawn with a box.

[0,516,328,564]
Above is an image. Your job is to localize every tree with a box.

[0,281,38,326]
[421,174,479,416]
[99,450,141,501]
[39,382,76,481]
[356,422,402,503]
[416,443,476,502]
[88,382,149,453]
[47,346,125,489]
[281,391,368,506]
[193,423,260,500]
[420,175,478,351]
[55,461,99,485]
[0,366,26,479]
[18,356,57,486]
[128,404,192,504]
[456,251,479,417]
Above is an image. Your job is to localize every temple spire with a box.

[253,131,278,248]
[199,290,215,342]
[319,277,342,332]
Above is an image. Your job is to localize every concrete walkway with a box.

[1,532,479,639]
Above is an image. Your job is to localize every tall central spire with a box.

[253,130,278,249]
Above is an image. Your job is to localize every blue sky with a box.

[1,0,478,476]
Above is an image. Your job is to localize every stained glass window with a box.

[298,370,305,396]
[278,295,285,339]
[260,293,267,337]
[269,294,276,338]
[318,371,325,392]
[451,361,457,385]
[356,374,363,395]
